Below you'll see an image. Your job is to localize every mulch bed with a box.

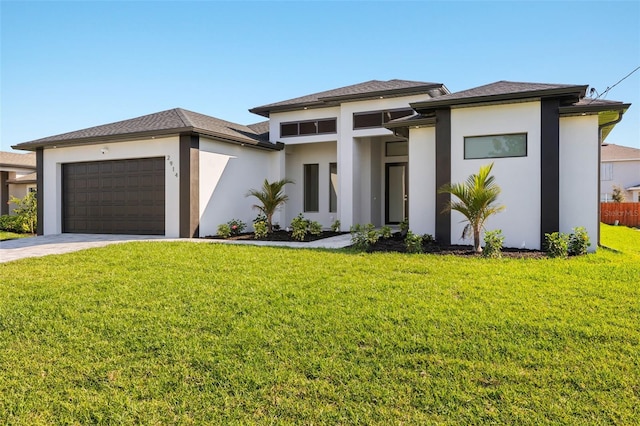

[206,230,545,258]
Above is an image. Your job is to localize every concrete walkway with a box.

[0,233,353,263]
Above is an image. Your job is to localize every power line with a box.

[588,65,640,104]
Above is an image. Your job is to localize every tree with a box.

[9,191,37,234]
[611,185,626,203]
[438,163,505,253]
[246,179,294,232]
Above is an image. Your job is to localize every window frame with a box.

[280,118,337,138]
[463,132,528,160]
[353,108,414,130]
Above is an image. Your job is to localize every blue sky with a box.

[2,1,639,151]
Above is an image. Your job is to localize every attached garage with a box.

[62,157,165,235]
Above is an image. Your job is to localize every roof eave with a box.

[384,117,437,129]
[559,102,631,115]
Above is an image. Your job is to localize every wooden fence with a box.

[600,202,640,227]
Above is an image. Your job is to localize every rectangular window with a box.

[280,118,337,138]
[601,163,613,181]
[464,133,527,159]
[329,163,338,213]
[304,164,319,212]
[386,141,408,157]
[354,108,414,129]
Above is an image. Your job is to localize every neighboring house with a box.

[600,143,640,202]
[0,151,37,215]
[13,79,630,251]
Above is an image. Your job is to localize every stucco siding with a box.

[559,115,599,251]
[450,102,542,249]
[408,127,436,236]
[42,136,181,236]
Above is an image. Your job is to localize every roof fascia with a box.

[384,116,436,129]
[559,102,631,115]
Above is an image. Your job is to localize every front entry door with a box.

[385,162,408,224]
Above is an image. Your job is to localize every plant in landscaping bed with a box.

[227,219,246,236]
[379,225,392,239]
[308,220,323,236]
[253,221,268,239]
[438,162,505,253]
[545,232,569,258]
[399,217,409,234]
[482,229,504,258]
[7,192,37,234]
[0,214,27,233]
[291,214,309,241]
[216,223,231,238]
[246,178,294,232]
[350,223,379,251]
[404,231,423,254]
[568,226,591,256]
[331,219,341,233]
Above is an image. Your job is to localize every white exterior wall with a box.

[41,136,181,236]
[199,137,278,237]
[450,102,542,249]
[284,142,337,227]
[7,180,36,215]
[559,115,599,251]
[601,159,640,202]
[408,127,436,236]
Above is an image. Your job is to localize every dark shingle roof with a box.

[247,121,270,141]
[412,80,588,111]
[250,79,446,117]
[13,108,279,150]
[0,151,37,169]
[601,143,640,161]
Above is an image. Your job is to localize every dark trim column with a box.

[179,133,200,238]
[0,171,8,216]
[435,108,451,245]
[36,148,44,235]
[540,99,560,245]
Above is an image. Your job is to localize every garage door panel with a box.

[63,157,165,235]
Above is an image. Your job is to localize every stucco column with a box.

[0,171,8,216]
[337,136,356,230]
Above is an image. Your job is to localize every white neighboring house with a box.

[600,144,640,202]
[0,151,37,215]
[12,79,630,251]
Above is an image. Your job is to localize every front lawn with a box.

[0,231,33,241]
[0,225,638,424]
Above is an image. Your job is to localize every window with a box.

[386,141,408,157]
[353,108,413,129]
[304,164,319,212]
[329,163,338,213]
[464,133,527,159]
[601,163,613,181]
[280,118,337,138]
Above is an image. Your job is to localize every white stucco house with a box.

[12,79,630,250]
[0,151,37,215]
[600,143,640,202]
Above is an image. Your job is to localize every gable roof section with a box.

[411,81,588,111]
[250,79,447,117]
[12,108,281,151]
[601,143,640,162]
[0,151,37,171]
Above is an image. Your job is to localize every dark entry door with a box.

[62,157,165,235]
[385,162,408,224]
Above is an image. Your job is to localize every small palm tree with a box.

[246,178,294,232]
[438,163,505,253]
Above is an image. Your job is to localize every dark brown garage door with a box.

[63,157,165,235]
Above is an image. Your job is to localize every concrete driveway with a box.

[0,234,171,263]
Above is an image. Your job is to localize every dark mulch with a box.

[368,234,546,259]
[204,230,346,243]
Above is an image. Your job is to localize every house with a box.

[12,79,630,251]
[0,151,37,215]
[600,143,640,202]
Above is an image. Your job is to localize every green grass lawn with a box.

[0,231,33,241]
[1,225,638,424]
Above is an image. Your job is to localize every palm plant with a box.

[246,178,294,232]
[438,163,505,253]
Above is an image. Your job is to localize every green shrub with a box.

[423,234,436,245]
[217,223,231,239]
[227,219,246,236]
[483,229,504,258]
[350,223,379,251]
[331,220,341,233]
[6,191,37,233]
[253,221,268,239]
[379,225,392,239]
[399,217,409,233]
[291,214,309,242]
[569,226,591,256]
[405,231,423,254]
[0,214,27,233]
[545,232,569,258]
[309,221,323,236]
